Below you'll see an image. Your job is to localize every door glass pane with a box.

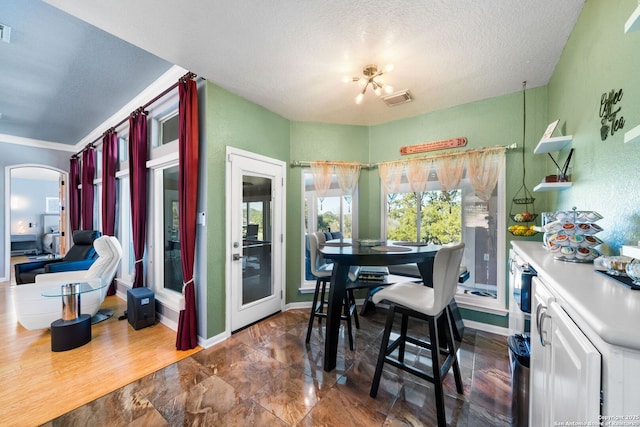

[242,175,272,305]
[163,166,182,292]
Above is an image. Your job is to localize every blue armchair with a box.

[14,230,101,284]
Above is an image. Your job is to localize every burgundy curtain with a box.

[129,110,148,288]
[176,77,199,350]
[102,131,118,295]
[69,157,81,233]
[81,147,96,230]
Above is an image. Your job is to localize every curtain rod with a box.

[290,143,517,169]
[290,160,376,169]
[71,72,197,158]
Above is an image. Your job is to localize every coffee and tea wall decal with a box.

[600,88,625,141]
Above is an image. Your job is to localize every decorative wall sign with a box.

[400,137,467,155]
[599,88,625,140]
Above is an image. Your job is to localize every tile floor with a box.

[45,308,513,426]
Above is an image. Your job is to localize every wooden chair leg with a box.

[349,290,360,329]
[344,294,354,351]
[305,279,322,343]
[370,304,396,397]
[445,307,464,394]
[318,279,327,324]
[428,313,446,427]
[398,313,409,363]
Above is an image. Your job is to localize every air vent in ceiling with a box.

[0,24,12,43]
[382,90,413,107]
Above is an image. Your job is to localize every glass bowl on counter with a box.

[625,259,640,284]
[601,256,632,276]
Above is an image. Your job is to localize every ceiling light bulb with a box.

[374,86,382,96]
[342,76,351,84]
[385,64,394,73]
[384,85,394,94]
[355,93,364,104]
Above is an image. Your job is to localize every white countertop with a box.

[512,240,640,351]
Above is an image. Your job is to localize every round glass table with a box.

[42,282,106,352]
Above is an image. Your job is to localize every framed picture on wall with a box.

[172,200,179,228]
[45,197,60,214]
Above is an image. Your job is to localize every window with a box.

[148,152,182,305]
[302,171,358,285]
[162,165,182,293]
[117,134,128,163]
[382,165,506,313]
[160,113,179,146]
[115,172,135,282]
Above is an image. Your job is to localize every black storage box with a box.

[127,287,156,330]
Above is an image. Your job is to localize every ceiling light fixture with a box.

[346,64,394,104]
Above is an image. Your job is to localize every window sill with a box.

[299,282,317,294]
[454,295,508,316]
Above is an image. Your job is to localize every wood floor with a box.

[1,257,200,427]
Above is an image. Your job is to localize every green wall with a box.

[547,0,640,253]
[287,123,369,303]
[204,83,290,337]
[366,88,549,327]
[202,0,640,337]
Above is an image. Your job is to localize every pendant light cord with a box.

[521,81,527,186]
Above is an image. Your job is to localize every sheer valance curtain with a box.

[309,161,361,196]
[378,147,505,199]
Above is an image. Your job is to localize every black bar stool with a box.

[370,242,465,426]
[305,232,358,350]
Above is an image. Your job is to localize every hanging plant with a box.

[508,81,538,237]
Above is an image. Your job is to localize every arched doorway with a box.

[5,164,67,284]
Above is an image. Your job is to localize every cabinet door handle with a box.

[539,311,550,347]
[535,303,547,334]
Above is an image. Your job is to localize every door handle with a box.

[232,253,244,261]
[539,310,550,347]
[535,303,547,334]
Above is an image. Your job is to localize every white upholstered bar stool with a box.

[369,242,465,427]
[305,231,358,350]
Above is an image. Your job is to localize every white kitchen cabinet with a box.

[530,277,602,425]
[512,241,640,425]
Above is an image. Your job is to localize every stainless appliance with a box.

[507,248,536,427]
[513,257,536,313]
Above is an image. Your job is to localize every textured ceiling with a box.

[2,0,585,147]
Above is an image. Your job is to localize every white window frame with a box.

[115,170,134,285]
[147,147,181,310]
[380,162,507,315]
[300,170,359,292]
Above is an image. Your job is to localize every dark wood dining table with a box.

[319,239,440,372]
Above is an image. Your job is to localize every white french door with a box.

[226,147,285,332]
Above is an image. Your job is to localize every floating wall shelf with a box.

[533,135,573,154]
[625,8,639,139]
[624,124,640,144]
[621,245,640,259]
[625,4,640,33]
[533,182,572,192]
